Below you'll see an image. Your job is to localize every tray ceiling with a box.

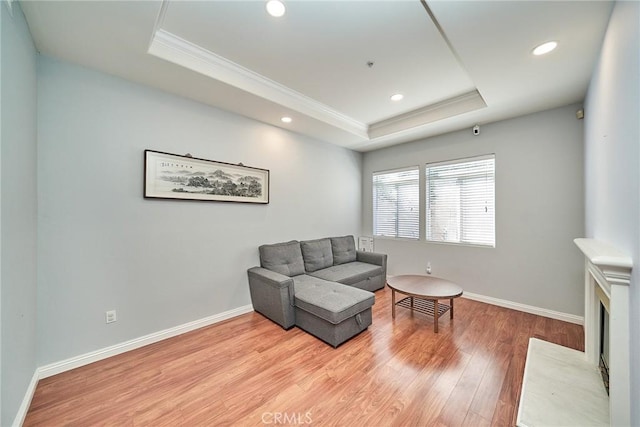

[21,0,613,151]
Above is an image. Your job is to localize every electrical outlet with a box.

[105,310,117,324]
[426,262,432,275]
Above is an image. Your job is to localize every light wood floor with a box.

[25,286,583,426]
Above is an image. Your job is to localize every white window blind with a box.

[373,167,419,239]
[426,155,495,247]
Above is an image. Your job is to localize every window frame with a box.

[372,166,420,240]
[425,154,496,248]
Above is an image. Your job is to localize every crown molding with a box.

[147,16,488,144]
[4,0,14,17]
[148,0,170,51]
[368,90,487,139]
[148,29,369,138]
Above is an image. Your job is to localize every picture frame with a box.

[144,150,269,204]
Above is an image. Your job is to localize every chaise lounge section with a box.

[247,235,387,347]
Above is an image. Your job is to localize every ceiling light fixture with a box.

[281,116,292,123]
[532,41,558,56]
[266,0,286,17]
[390,94,404,102]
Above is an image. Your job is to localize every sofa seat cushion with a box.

[259,240,305,277]
[300,238,334,272]
[293,275,374,324]
[307,262,383,286]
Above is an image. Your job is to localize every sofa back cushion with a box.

[300,238,334,272]
[259,240,305,277]
[330,235,357,265]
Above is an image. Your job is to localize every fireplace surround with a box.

[575,238,632,426]
[517,238,631,426]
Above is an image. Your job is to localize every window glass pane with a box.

[426,156,495,247]
[373,167,419,239]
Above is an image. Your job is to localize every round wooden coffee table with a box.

[387,275,463,333]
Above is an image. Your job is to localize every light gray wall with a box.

[362,104,585,316]
[1,4,3,421]
[37,56,362,365]
[584,1,639,424]
[1,2,38,425]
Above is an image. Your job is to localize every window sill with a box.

[425,239,495,249]
[373,235,420,242]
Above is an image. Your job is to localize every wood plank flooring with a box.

[25,286,583,426]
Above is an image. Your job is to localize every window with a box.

[373,167,419,239]
[425,155,495,247]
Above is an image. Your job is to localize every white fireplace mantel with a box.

[575,238,632,427]
[574,238,633,288]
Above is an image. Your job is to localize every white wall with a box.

[1,1,38,425]
[584,1,640,424]
[362,104,585,316]
[37,56,362,365]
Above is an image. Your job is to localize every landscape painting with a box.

[144,150,269,204]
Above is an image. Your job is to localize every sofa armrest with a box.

[247,267,296,329]
[356,251,388,286]
[248,267,293,291]
[356,251,387,267]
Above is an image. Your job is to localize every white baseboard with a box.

[12,370,39,427]
[39,304,254,379]
[14,304,253,425]
[462,291,583,325]
[12,305,253,425]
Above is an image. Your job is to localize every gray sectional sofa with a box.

[247,235,387,347]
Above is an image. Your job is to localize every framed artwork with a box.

[144,150,269,204]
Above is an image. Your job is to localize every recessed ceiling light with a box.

[281,116,292,123]
[532,41,558,56]
[266,0,286,17]
[390,94,404,102]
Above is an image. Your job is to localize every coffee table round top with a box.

[387,275,463,299]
